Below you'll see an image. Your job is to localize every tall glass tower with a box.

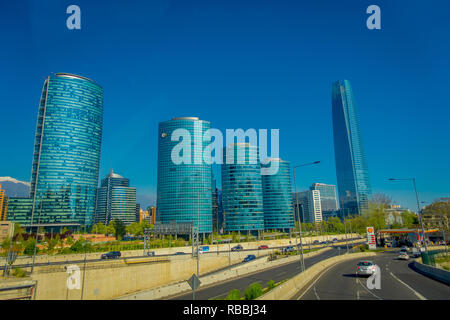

[332,80,371,216]
[261,158,294,231]
[94,169,136,226]
[156,117,212,234]
[29,73,103,229]
[222,143,264,233]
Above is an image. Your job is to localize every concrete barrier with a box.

[412,259,450,285]
[117,247,333,300]
[257,251,377,300]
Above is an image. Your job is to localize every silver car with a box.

[356,260,377,276]
[398,252,410,260]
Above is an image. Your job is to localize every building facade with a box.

[22,73,104,230]
[310,183,339,220]
[156,117,213,234]
[261,159,294,231]
[6,198,33,227]
[0,184,7,221]
[297,190,322,224]
[332,80,371,216]
[222,143,264,233]
[94,169,136,226]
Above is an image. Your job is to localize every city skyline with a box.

[2,1,450,211]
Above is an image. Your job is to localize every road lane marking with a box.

[296,264,333,300]
[356,278,382,300]
[313,285,321,300]
[389,272,427,300]
[356,290,360,300]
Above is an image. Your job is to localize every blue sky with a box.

[1,0,449,210]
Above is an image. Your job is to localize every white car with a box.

[398,252,410,260]
[356,260,378,276]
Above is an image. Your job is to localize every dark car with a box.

[258,245,269,250]
[174,252,185,255]
[332,238,338,242]
[146,251,155,257]
[283,246,294,253]
[101,251,121,259]
[243,254,256,262]
[313,240,320,244]
[231,244,243,251]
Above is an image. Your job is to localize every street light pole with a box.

[292,161,320,273]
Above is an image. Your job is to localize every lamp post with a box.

[388,178,428,253]
[293,161,320,272]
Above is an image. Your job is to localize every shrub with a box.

[12,268,27,277]
[267,280,275,290]
[244,282,263,300]
[225,289,241,300]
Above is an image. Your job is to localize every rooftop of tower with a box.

[55,73,96,83]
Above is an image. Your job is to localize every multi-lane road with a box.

[295,250,450,300]
[169,244,356,300]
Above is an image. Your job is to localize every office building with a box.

[156,117,213,235]
[332,80,371,216]
[6,198,33,227]
[310,183,339,220]
[94,169,136,226]
[0,221,14,243]
[261,158,294,231]
[297,190,322,224]
[0,184,7,221]
[21,73,104,230]
[222,143,264,233]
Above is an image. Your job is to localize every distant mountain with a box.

[0,177,30,197]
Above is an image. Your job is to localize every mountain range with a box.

[0,177,30,197]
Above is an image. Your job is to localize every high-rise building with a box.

[310,183,338,220]
[0,184,7,221]
[135,204,141,223]
[332,80,371,216]
[212,175,220,232]
[20,73,104,230]
[94,169,136,226]
[297,190,322,224]
[157,117,212,234]
[222,143,264,233]
[261,158,294,231]
[6,198,33,226]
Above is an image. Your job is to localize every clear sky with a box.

[1,0,449,210]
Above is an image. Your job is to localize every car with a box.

[101,251,121,259]
[332,238,338,243]
[399,248,408,254]
[258,245,269,250]
[398,252,410,260]
[243,254,256,263]
[411,248,421,258]
[401,246,410,252]
[174,251,185,255]
[313,240,320,244]
[231,244,243,251]
[146,251,155,256]
[202,246,210,253]
[356,260,378,276]
[283,246,294,253]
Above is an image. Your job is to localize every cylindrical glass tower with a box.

[30,73,103,228]
[156,117,213,234]
[221,143,264,232]
[261,158,294,231]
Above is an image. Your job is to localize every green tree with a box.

[126,222,142,236]
[23,238,37,256]
[13,223,25,237]
[244,282,263,300]
[267,280,275,290]
[225,289,241,300]
[65,236,74,246]
[112,219,126,240]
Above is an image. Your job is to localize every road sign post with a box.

[187,273,201,300]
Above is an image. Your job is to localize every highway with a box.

[168,244,356,300]
[295,250,450,300]
[0,237,360,270]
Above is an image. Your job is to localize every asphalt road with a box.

[296,250,450,300]
[169,245,354,300]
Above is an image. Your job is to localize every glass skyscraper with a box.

[261,158,294,231]
[94,169,136,226]
[222,143,264,233]
[310,183,338,212]
[28,73,103,229]
[156,117,212,234]
[332,80,371,216]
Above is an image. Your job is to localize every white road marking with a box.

[356,290,360,300]
[313,285,321,300]
[389,272,427,300]
[356,278,383,300]
[296,262,334,300]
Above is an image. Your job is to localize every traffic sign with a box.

[187,274,201,291]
